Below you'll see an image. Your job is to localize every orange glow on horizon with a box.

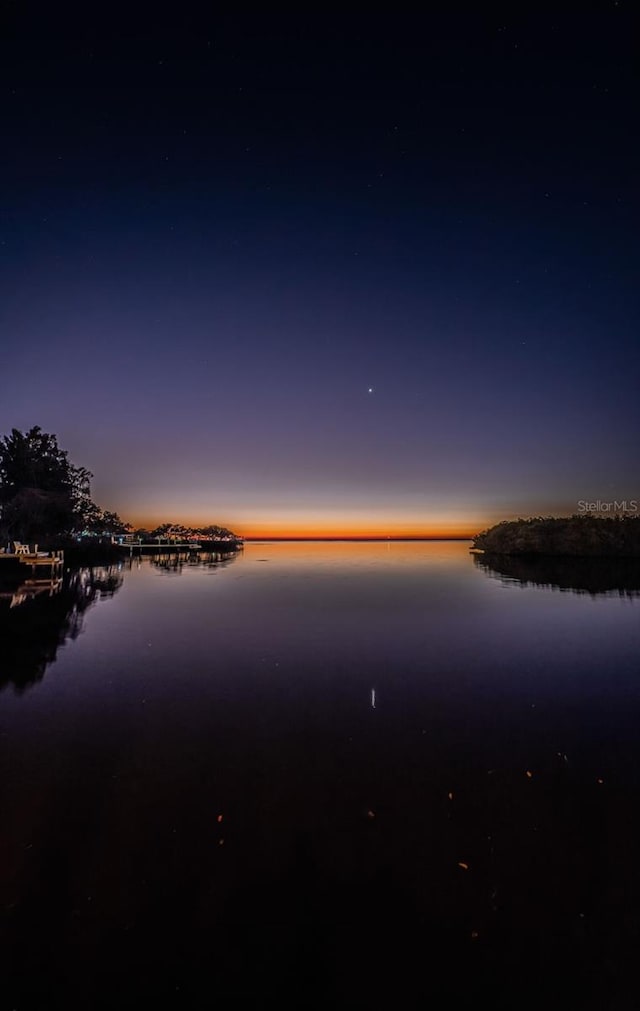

[126,515,486,539]
[235,524,481,539]
[123,499,538,540]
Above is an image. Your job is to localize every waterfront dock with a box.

[124,541,202,556]
[0,550,64,575]
[121,540,242,556]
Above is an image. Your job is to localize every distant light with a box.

[368,387,374,394]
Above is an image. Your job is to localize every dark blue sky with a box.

[1,7,637,534]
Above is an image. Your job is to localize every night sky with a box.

[1,8,637,536]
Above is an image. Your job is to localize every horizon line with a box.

[242,536,475,542]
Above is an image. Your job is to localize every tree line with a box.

[131,523,237,542]
[473,515,640,557]
[0,426,236,546]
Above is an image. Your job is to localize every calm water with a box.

[2,541,640,1007]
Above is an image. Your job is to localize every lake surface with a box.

[2,541,640,1007]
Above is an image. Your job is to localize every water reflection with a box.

[1,541,640,1005]
[0,576,63,609]
[0,566,124,693]
[150,549,241,575]
[475,551,640,597]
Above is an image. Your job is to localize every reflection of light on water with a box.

[474,553,640,598]
[371,688,376,709]
[3,577,64,609]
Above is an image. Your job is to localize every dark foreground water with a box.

[1,541,640,1008]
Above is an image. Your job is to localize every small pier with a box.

[0,550,64,575]
[121,540,242,557]
[124,541,202,557]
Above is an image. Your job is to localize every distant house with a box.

[112,532,136,545]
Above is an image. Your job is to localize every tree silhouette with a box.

[85,508,129,537]
[0,566,124,692]
[0,427,96,543]
[473,515,640,556]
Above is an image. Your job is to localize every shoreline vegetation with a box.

[0,426,244,570]
[3,427,639,564]
[473,515,640,557]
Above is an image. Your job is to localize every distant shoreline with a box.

[242,536,474,542]
[473,516,640,557]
